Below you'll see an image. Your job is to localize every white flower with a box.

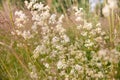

[90,30,96,36]
[27,1,34,9]
[28,62,38,79]
[81,31,87,36]
[97,72,103,78]
[95,27,102,33]
[84,42,94,47]
[31,23,37,32]
[84,39,94,47]
[108,0,118,10]
[44,63,49,68]
[56,24,66,33]
[77,25,82,30]
[75,9,83,16]
[17,43,24,47]
[83,22,92,30]
[72,6,78,11]
[40,10,50,20]
[102,4,110,17]
[75,64,82,71]
[87,70,94,76]
[62,35,70,43]
[16,30,22,35]
[96,23,101,27]
[15,10,28,28]
[30,72,38,79]
[95,37,103,42]
[96,63,102,68]
[33,45,41,58]
[33,52,39,59]
[41,26,50,35]
[11,31,15,35]
[24,0,28,6]
[98,49,108,57]
[52,36,59,43]
[60,71,65,76]
[49,14,57,24]
[21,30,33,40]
[70,69,75,74]
[15,10,26,19]
[33,45,47,55]
[57,60,66,69]
[65,75,69,80]
[74,7,83,22]
[55,45,63,50]
[75,17,83,22]
[33,3,43,10]
[58,14,64,24]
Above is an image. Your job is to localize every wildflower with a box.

[83,22,92,30]
[28,62,38,80]
[52,36,59,43]
[17,43,24,47]
[70,69,75,75]
[87,69,94,76]
[75,64,82,71]
[60,70,66,76]
[58,14,64,24]
[12,1,120,79]
[96,23,101,27]
[77,25,82,30]
[98,49,108,57]
[33,45,47,59]
[57,60,66,69]
[108,0,118,10]
[97,72,104,78]
[90,29,96,36]
[44,63,49,68]
[26,1,34,9]
[49,14,57,24]
[62,34,70,43]
[21,30,33,40]
[30,72,38,80]
[75,17,83,22]
[72,6,78,11]
[31,23,38,32]
[56,24,66,33]
[81,31,87,36]
[95,27,102,33]
[16,30,22,35]
[95,37,103,42]
[11,31,15,35]
[102,4,110,17]
[15,10,27,27]
[33,3,43,10]
[65,75,69,80]
[24,0,28,6]
[96,63,102,68]
[74,7,84,22]
[84,39,94,47]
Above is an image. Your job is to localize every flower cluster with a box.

[12,0,120,80]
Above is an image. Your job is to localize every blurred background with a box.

[0,0,119,16]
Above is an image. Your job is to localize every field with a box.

[0,0,120,80]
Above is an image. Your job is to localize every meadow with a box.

[0,0,120,80]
